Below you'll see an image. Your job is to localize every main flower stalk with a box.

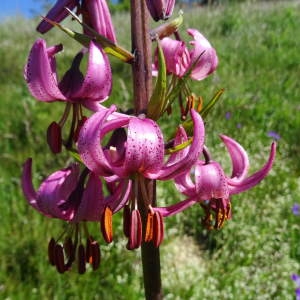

[130,0,162,299]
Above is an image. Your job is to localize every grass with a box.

[1,1,300,299]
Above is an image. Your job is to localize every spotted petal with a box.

[24,39,67,102]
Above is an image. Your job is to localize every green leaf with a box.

[147,40,167,120]
[201,88,225,118]
[65,8,134,63]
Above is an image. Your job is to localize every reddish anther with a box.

[126,209,142,250]
[77,244,86,274]
[47,121,62,154]
[123,205,131,238]
[48,238,56,266]
[101,206,113,243]
[90,241,101,271]
[54,244,66,274]
[152,211,164,248]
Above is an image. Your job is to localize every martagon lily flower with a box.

[154,28,218,81]
[77,105,205,181]
[24,39,112,107]
[37,0,117,43]
[77,105,204,248]
[21,158,131,273]
[154,135,276,229]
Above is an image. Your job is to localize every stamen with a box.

[101,206,113,243]
[144,211,154,242]
[77,244,86,274]
[123,205,131,238]
[54,244,66,274]
[48,238,56,266]
[46,122,62,154]
[90,240,101,271]
[153,211,164,247]
[126,209,142,250]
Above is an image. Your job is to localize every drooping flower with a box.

[21,158,131,273]
[21,158,130,222]
[37,0,117,43]
[155,28,218,81]
[24,39,112,107]
[146,0,175,22]
[77,105,205,181]
[154,135,276,229]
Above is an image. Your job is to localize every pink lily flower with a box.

[146,0,175,21]
[156,28,218,81]
[21,158,131,222]
[77,105,205,181]
[154,135,276,227]
[37,0,117,43]
[24,39,112,108]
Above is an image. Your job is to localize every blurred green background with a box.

[1,0,300,299]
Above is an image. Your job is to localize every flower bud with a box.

[146,0,175,21]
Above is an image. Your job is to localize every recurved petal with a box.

[24,39,67,102]
[36,164,80,220]
[78,105,129,178]
[21,158,38,210]
[229,142,276,194]
[153,195,199,217]
[220,135,249,182]
[71,42,112,102]
[73,173,104,222]
[151,109,205,180]
[36,0,78,33]
[187,29,218,81]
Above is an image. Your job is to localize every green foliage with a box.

[1,1,300,299]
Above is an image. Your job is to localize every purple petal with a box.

[73,173,104,222]
[154,195,199,217]
[267,131,281,141]
[220,135,249,182]
[229,142,276,194]
[71,42,112,102]
[117,117,164,177]
[36,164,80,220]
[194,161,229,200]
[108,179,132,213]
[24,39,67,102]
[78,105,130,178]
[83,0,117,43]
[187,29,218,81]
[292,204,300,216]
[21,158,38,210]
[152,109,205,180]
[160,37,190,77]
[37,0,78,34]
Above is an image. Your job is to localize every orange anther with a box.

[101,206,113,243]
